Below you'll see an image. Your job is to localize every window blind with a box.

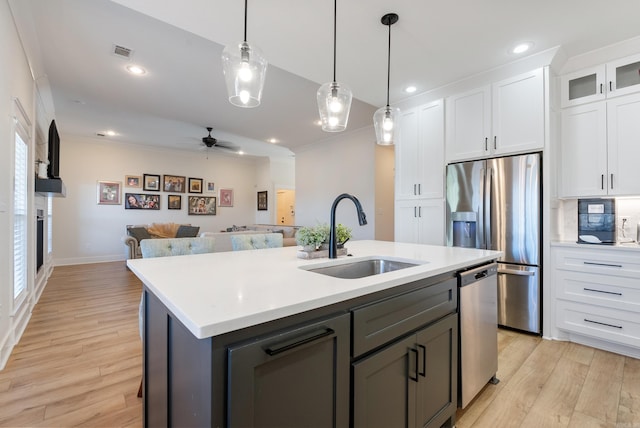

[13,131,28,299]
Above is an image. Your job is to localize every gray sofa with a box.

[200,225,299,252]
[123,223,200,260]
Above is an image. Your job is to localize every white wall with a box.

[295,126,376,241]
[0,0,36,368]
[53,136,275,265]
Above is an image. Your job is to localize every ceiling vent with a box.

[112,44,132,59]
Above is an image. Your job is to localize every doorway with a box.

[276,189,296,225]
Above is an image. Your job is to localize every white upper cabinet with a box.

[560,102,608,197]
[561,53,640,108]
[396,99,444,200]
[560,92,640,198]
[446,68,544,162]
[606,93,640,196]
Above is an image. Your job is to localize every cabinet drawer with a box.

[554,248,640,279]
[556,270,640,312]
[556,300,640,348]
[352,278,456,357]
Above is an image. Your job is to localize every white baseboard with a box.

[54,254,126,266]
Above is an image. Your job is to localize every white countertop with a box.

[127,240,501,339]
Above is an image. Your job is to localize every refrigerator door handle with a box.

[478,167,486,249]
[498,267,535,276]
[485,167,493,250]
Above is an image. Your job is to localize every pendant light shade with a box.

[317,0,352,132]
[221,0,267,108]
[374,13,400,145]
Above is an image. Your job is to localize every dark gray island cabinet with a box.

[142,271,458,428]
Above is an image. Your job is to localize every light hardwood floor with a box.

[0,262,639,427]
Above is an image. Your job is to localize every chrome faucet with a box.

[329,193,368,258]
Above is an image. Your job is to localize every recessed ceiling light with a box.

[105,130,117,136]
[126,64,146,75]
[511,42,533,55]
[268,138,278,144]
[404,86,417,93]
[238,151,244,155]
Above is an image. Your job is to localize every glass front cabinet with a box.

[561,53,640,108]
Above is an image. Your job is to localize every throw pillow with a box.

[176,225,200,238]
[128,227,152,243]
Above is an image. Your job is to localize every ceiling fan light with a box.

[222,41,267,108]
[317,81,352,132]
[374,105,400,145]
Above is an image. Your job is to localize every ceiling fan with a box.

[201,127,239,152]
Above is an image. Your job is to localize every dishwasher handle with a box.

[458,262,497,287]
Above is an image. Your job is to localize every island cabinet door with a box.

[352,335,418,428]
[415,313,458,428]
[227,312,350,428]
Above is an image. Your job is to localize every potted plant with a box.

[295,226,327,251]
[318,223,351,250]
[335,224,352,247]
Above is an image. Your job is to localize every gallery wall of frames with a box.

[96,173,234,216]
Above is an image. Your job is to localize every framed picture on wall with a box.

[188,196,216,215]
[97,181,121,205]
[125,193,160,210]
[168,194,182,210]
[206,181,215,193]
[188,177,203,193]
[125,175,141,188]
[257,191,267,210]
[219,188,233,207]
[163,175,186,193]
[143,174,160,191]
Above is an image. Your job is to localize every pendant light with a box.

[221,0,268,108]
[373,13,400,145]
[317,0,352,132]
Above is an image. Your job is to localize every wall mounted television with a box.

[47,119,60,178]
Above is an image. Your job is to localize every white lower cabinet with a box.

[395,199,444,245]
[553,245,640,355]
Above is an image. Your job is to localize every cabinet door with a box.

[606,53,640,98]
[227,313,350,428]
[559,102,608,197]
[446,86,491,162]
[396,101,445,200]
[417,100,445,198]
[606,93,640,196]
[492,68,545,155]
[560,65,606,108]
[395,200,421,244]
[396,107,421,200]
[416,314,458,428]
[417,199,445,246]
[353,335,417,428]
[395,199,444,245]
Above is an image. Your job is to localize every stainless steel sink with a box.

[304,258,421,279]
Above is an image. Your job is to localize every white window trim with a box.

[12,97,32,315]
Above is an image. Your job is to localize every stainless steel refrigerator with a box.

[446,153,541,334]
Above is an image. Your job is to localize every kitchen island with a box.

[128,240,501,427]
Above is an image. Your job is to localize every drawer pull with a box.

[583,287,622,296]
[264,328,334,356]
[409,348,419,382]
[584,318,622,329]
[583,261,623,268]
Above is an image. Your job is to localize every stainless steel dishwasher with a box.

[458,262,499,408]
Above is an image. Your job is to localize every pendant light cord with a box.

[333,0,337,83]
[243,0,248,42]
[386,20,391,108]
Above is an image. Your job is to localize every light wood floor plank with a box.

[0,262,639,427]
